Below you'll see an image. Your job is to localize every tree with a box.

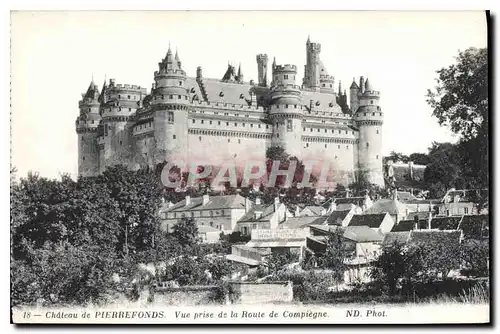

[370,242,408,296]
[426,47,488,202]
[408,153,431,165]
[264,251,300,276]
[317,228,351,288]
[460,240,489,277]
[424,142,464,198]
[386,151,409,163]
[171,217,200,248]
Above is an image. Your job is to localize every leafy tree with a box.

[426,47,488,203]
[264,251,300,276]
[165,256,210,286]
[386,151,409,163]
[424,142,464,198]
[206,257,236,281]
[370,242,407,296]
[408,153,431,165]
[317,228,352,288]
[171,217,200,248]
[460,240,489,277]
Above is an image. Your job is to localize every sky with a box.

[10,11,488,179]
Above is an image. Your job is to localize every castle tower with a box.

[75,80,101,177]
[353,77,384,186]
[99,78,146,172]
[268,63,303,157]
[303,38,321,91]
[149,44,190,166]
[349,77,360,113]
[256,54,269,87]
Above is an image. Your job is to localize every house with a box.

[298,205,327,217]
[430,216,463,230]
[234,197,291,236]
[348,213,395,234]
[332,195,370,213]
[279,216,328,230]
[160,194,250,233]
[245,228,308,258]
[226,245,271,267]
[382,231,411,247]
[436,188,485,216]
[323,208,356,227]
[362,193,408,224]
[306,225,384,285]
[382,229,463,249]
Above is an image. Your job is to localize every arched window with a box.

[366,142,369,148]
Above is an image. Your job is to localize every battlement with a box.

[193,99,265,113]
[307,42,321,52]
[273,64,297,72]
[361,90,380,97]
[256,54,268,62]
[320,74,334,81]
[155,69,186,78]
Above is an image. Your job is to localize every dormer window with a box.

[219,92,224,97]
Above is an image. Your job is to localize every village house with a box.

[362,191,408,224]
[306,225,384,285]
[347,213,395,234]
[234,197,292,236]
[436,189,483,216]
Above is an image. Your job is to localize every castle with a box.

[76,37,384,187]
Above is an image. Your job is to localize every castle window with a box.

[258,124,261,128]
[199,136,202,141]
[218,121,221,125]
[228,139,230,143]
[346,131,348,134]
[104,124,109,136]
[209,121,212,125]
[325,144,327,148]
[366,143,369,148]
[338,130,341,134]
[173,135,176,139]
[330,84,332,88]
[178,95,181,99]
[284,75,288,79]
[119,141,122,146]
[129,108,132,111]
[372,112,375,116]
[286,104,288,108]
[310,128,312,132]
[179,81,182,86]
[238,139,241,144]
[128,95,131,99]
[276,134,280,138]
[324,129,327,133]
[364,113,367,116]
[168,112,174,123]
[295,105,297,108]
[82,156,85,161]
[317,129,320,132]
[303,127,305,131]
[118,95,121,99]
[338,145,340,149]
[287,120,292,131]
[322,84,325,87]
[306,143,309,148]
[234,123,237,126]
[376,129,379,134]
[376,155,379,159]
[370,100,374,104]
[169,95,173,99]
[201,120,204,124]
[266,125,269,129]
[346,145,349,149]
[226,122,229,126]
[192,119,195,124]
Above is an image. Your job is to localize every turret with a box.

[349,77,360,113]
[76,79,101,177]
[256,54,269,87]
[268,62,303,157]
[99,78,146,172]
[302,38,321,91]
[353,77,383,186]
[236,64,244,83]
[148,44,190,167]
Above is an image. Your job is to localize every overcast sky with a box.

[11,11,487,179]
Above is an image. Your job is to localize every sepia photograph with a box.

[9,10,490,325]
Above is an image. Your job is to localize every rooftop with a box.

[162,194,247,212]
[348,213,389,229]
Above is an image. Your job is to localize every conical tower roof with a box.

[350,77,359,89]
[364,78,373,91]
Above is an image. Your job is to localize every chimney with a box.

[427,212,432,229]
[414,215,419,231]
[196,66,203,80]
[274,197,280,212]
[392,188,398,201]
[409,161,414,180]
[202,194,209,206]
[255,197,261,205]
[359,76,365,93]
[345,189,350,198]
[295,206,300,217]
[185,195,191,207]
[245,197,251,213]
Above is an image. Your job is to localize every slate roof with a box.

[363,199,406,215]
[348,213,388,229]
[343,226,384,243]
[391,220,417,232]
[324,209,352,226]
[201,78,252,105]
[308,225,384,243]
[280,216,327,229]
[301,206,324,216]
[409,230,462,245]
[163,194,247,212]
[334,197,365,206]
[458,214,489,239]
[407,211,432,220]
[382,231,411,246]
[238,203,277,222]
[430,216,463,230]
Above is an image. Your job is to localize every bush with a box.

[266,270,336,302]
